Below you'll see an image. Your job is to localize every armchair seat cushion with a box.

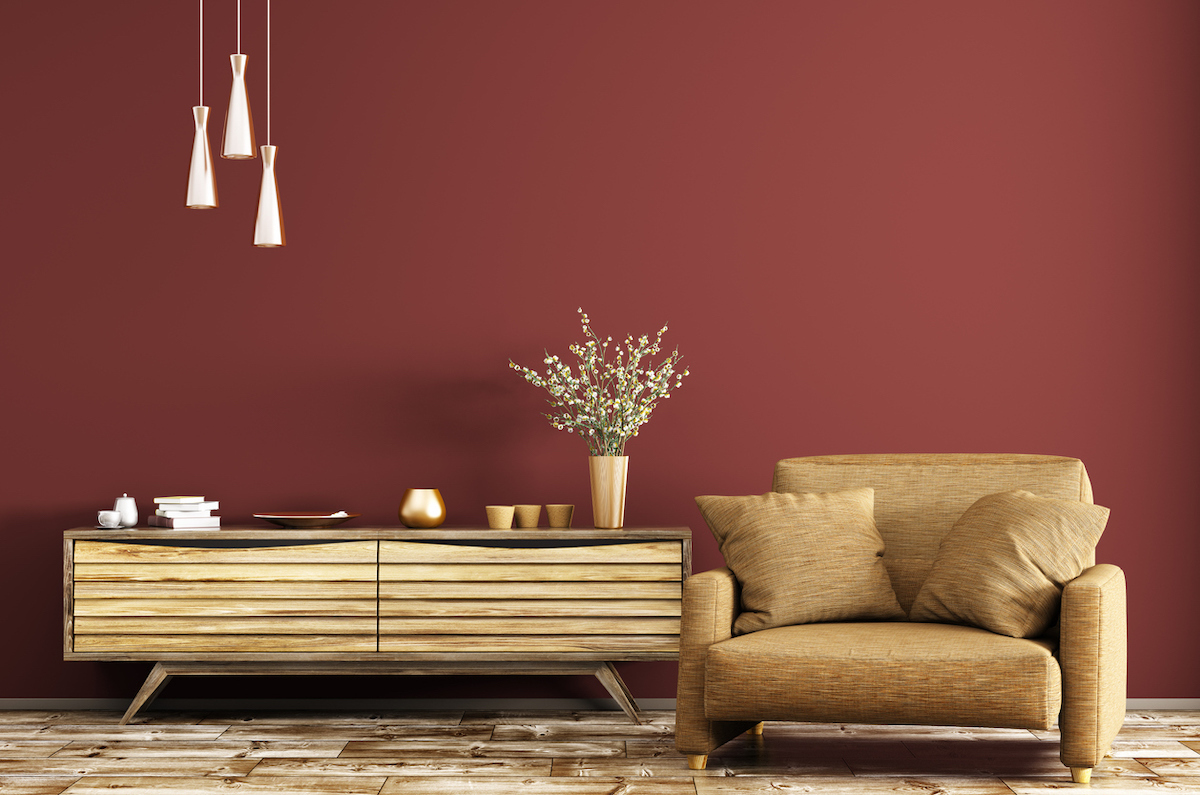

[704,622,1062,730]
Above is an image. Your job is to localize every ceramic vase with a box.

[589,455,628,529]
[399,488,446,528]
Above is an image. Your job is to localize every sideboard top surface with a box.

[65,526,692,541]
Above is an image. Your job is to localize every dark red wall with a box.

[1,1,1196,702]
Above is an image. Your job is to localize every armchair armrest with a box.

[675,567,756,754]
[1058,563,1127,770]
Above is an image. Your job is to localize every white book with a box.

[155,501,218,512]
[153,496,206,505]
[156,509,213,518]
[148,514,221,528]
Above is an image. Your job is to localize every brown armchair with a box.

[675,454,1126,784]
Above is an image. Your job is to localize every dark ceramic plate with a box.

[253,512,361,529]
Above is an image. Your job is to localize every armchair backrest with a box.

[772,453,1094,613]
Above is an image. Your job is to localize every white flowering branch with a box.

[510,308,690,456]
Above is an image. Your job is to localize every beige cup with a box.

[485,505,514,529]
[546,504,575,528]
[513,504,542,528]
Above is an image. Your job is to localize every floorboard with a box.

[0,708,1191,795]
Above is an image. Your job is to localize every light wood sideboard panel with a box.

[380,539,681,564]
[70,539,378,655]
[378,599,680,617]
[377,538,684,658]
[74,540,378,564]
[377,635,680,654]
[75,582,378,600]
[74,634,377,653]
[378,563,680,582]
[378,581,682,600]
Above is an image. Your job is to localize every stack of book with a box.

[148,496,220,529]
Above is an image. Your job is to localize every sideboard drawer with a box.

[72,540,377,654]
[378,540,683,658]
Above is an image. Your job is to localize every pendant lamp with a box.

[186,0,217,208]
[221,0,255,159]
[253,0,285,246]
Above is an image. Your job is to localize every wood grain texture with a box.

[75,599,377,617]
[0,777,79,795]
[377,635,679,654]
[65,527,693,541]
[380,582,681,600]
[0,759,258,776]
[380,540,681,564]
[74,635,378,653]
[61,777,390,794]
[378,599,681,617]
[378,617,679,635]
[492,723,675,740]
[0,708,1197,793]
[380,779,698,795]
[0,740,70,758]
[74,564,377,583]
[50,740,350,758]
[306,740,625,759]
[378,563,680,582]
[694,777,1018,793]
[75,583,379,599]
[74,541,377,565]
[249,757,556,775]
[63,539,73,656]
[216,725,492,741]
[76,617,378,635]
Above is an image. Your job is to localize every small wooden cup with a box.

[545,504,575,528]
[485,505,514,529]
[513,504,542,528]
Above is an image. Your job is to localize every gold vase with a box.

[589,456,628,529]
[399,488,446,528]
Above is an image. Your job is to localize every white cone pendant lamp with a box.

[253,0,284,247]
[221,1,255,160]
[186,0,217,208]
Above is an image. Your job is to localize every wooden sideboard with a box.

[63,526,691,724]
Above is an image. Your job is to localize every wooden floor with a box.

[0,708,1197,794]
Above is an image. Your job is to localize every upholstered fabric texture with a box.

[1059,564,1128,768]
[674,568,757,755]
[772,454,1094,613]
[909,490,1109,638]
[695,489,904,635]
[704,622,1062,730]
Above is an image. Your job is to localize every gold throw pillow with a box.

[909,490,1110,638]
[695,488,904,635]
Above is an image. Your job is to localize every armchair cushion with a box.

[695,488,904,635]
[909,490,1109,638]
[704,622,1061,729]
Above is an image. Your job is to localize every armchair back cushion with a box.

[772,454,1094,613]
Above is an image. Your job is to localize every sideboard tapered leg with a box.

[594,662,642,724]
[120,662,173,725]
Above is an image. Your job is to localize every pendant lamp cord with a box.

[198,0,203,105]
[266,0,271,145]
